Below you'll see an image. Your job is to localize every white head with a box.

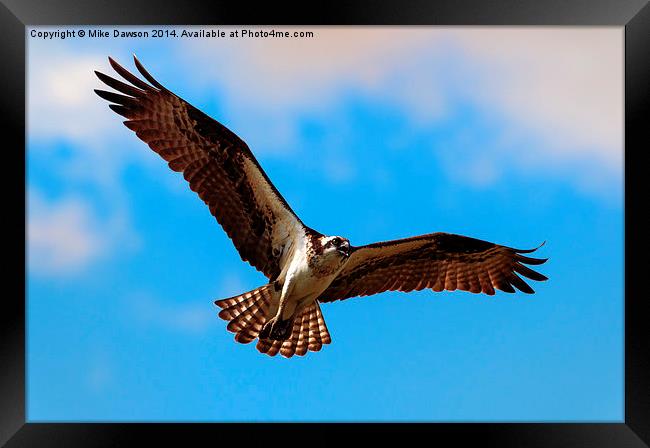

[307,234,351,276]
[320,235,351,259]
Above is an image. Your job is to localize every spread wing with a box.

[94,56,305,280]
[319,232,548,302]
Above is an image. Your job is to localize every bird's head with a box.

[321,235,351,259]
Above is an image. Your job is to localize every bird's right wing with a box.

[319,232,548,302]
[94,56,306,280]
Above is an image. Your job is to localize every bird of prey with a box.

[95,56,548,358]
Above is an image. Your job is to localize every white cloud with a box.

[124,273,251,335]
[179,28,445,152]
[179,26,622,178]
[29,27,622,168]
[28,48,114,143]
[27,188,140,277]
[451,28,623,166]
[27,42,162,190]
[184,27,431,105]
[29,28,623,173]
[27,191,106,276]
[127,292,215,335]
[27,44,144,275]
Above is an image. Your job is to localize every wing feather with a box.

[95,56,306,279]
[319,233,547,302]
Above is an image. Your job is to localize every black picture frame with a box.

[3,0,648,446]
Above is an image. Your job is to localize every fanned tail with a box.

[257,301,332,359]
[214,284,274,344]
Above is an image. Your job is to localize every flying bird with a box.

[94,56,548,358]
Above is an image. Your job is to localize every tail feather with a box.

[315,303,332,345]
[226,298,268,333]
[258,301,332,358]
[258,338,283,356]
[218,295,259,320]
[279,317,303,358]
[216,288,332,358]
[294,313,309,356]
[216,290,266,321]
[307,306,322,351]
[215,284,273,345]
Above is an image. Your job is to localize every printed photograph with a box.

[26,26,623,421]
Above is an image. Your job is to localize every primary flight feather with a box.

[95,55,548,358]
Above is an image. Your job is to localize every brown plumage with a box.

[258,304,332,358]
[215,286,331,358]
[94,56,304,281]
[95,56,548,359]
[215,285,274,344]
[320,233,547,302]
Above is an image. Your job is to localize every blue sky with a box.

[27,26,623,421]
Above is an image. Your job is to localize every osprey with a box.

[95,56,548,358]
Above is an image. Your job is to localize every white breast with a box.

[283,237,343,314]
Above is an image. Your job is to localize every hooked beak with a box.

[338,241,351,257]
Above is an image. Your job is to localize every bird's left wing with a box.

[319,232,548,302]
[94,56,306,280]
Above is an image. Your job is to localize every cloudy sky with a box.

[27,26,623,421]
